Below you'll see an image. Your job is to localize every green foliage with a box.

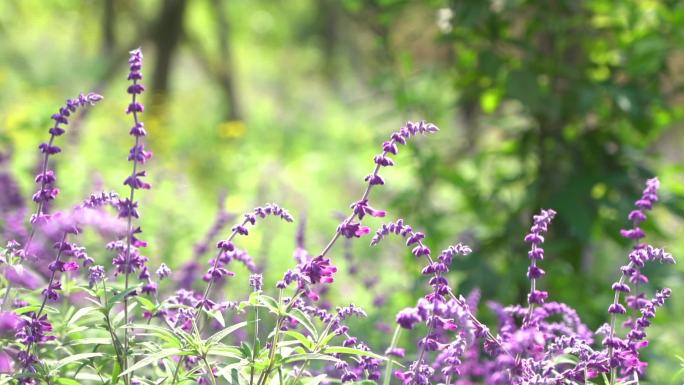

[0,0,682,382]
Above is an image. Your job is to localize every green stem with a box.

[256,290,302,385]
[170,357,184,385]
[102,280,126,379]
[249,290,260,385]
[383,326,401,385]
[202,356,218,385]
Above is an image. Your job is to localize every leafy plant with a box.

[0,48,676,385]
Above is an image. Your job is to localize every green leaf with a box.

[287,309,318,340]
[315,332,336,349]
[112,302,138,325]
[106,287,138,311]
[206,321,248,344]
[135,295,156,311]
[281,353,342,365]
[322,347,387,361]
[216,362,245,380]
[119,348,193,378]
[204,308,226,328]
[14,305,59,315]
[256,294,280,314]
[56,378,82,385]
[67,337,112,346]
[206,345,242,360]
[54,353,105,370]
[110,360,121,382]
[121,324,182,347]
[68,306,102,326]
[283,330,314,351]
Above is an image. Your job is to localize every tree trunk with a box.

[151,0,187,98]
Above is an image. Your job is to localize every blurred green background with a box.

[0,0,683,382]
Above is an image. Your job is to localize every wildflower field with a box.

[0,1,683,385]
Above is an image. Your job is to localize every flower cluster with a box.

[524,209,556,306]
[0,49,675,385]
[371,219,491,384]
[32,93,103,225]
[602,177,676,382]
[117,48,153,300]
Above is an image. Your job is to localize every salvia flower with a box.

[249,273,263,291]
[31,92,102,225]
[156,263,171,280]
[524,209,556,306]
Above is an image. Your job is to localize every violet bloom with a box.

[196,204,293,314]
[0,350,13,373]
[602,177,676,383]
[300,255,337,285]
[3,265,43,290]
[249,273,263,291]
[16,313,55,345]
[88,265,106,287]
[396,308,421,329]
[118,48,152,300]
[523,209,556,306]
[0,311,20,338]
[31,92,103,225]
[156,263,171,280]
[312,122,439,271]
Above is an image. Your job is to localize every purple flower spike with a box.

[523,209,556,309]
[396,308,421,329]
[300,255,337,284]
[26,92,103,229]
[156,263,171,280]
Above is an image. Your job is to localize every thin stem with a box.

[101,280,126,374]
[122,82,142,385]
[249,289,260,385]
[2,131,59,311]
[383,326,401,385]
[18,232,68,377]
[523,244,539,327]
[202,356,218,385]
[195,218,250,325]
[608,219,639,385]
[256,290,303,385]
[172,218,249,384]
[170,357,184,385]
[318,154,385,259]
[288,360,310,385]
[417,239,505,354]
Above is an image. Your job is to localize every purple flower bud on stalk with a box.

[523,209,556,308]
[88,265,105,287]
[156,263,171,279]
[249,274,263,290]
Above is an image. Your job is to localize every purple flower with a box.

[88,265,106,287]
[249,274,263,290]
[156,263,171,280]
[523,209,556,308]
[350,199,386,220]
[29,92,102,226]
[3,265,43,290]
[16,313,55,345]
[396,308,421,329]
[0,350,13,373]
[300,255,337,284]
[0,311,20,337]
[338,221,370,238]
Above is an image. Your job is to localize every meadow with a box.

[0,1,683,384]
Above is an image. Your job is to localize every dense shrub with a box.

[0,49,676,385]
